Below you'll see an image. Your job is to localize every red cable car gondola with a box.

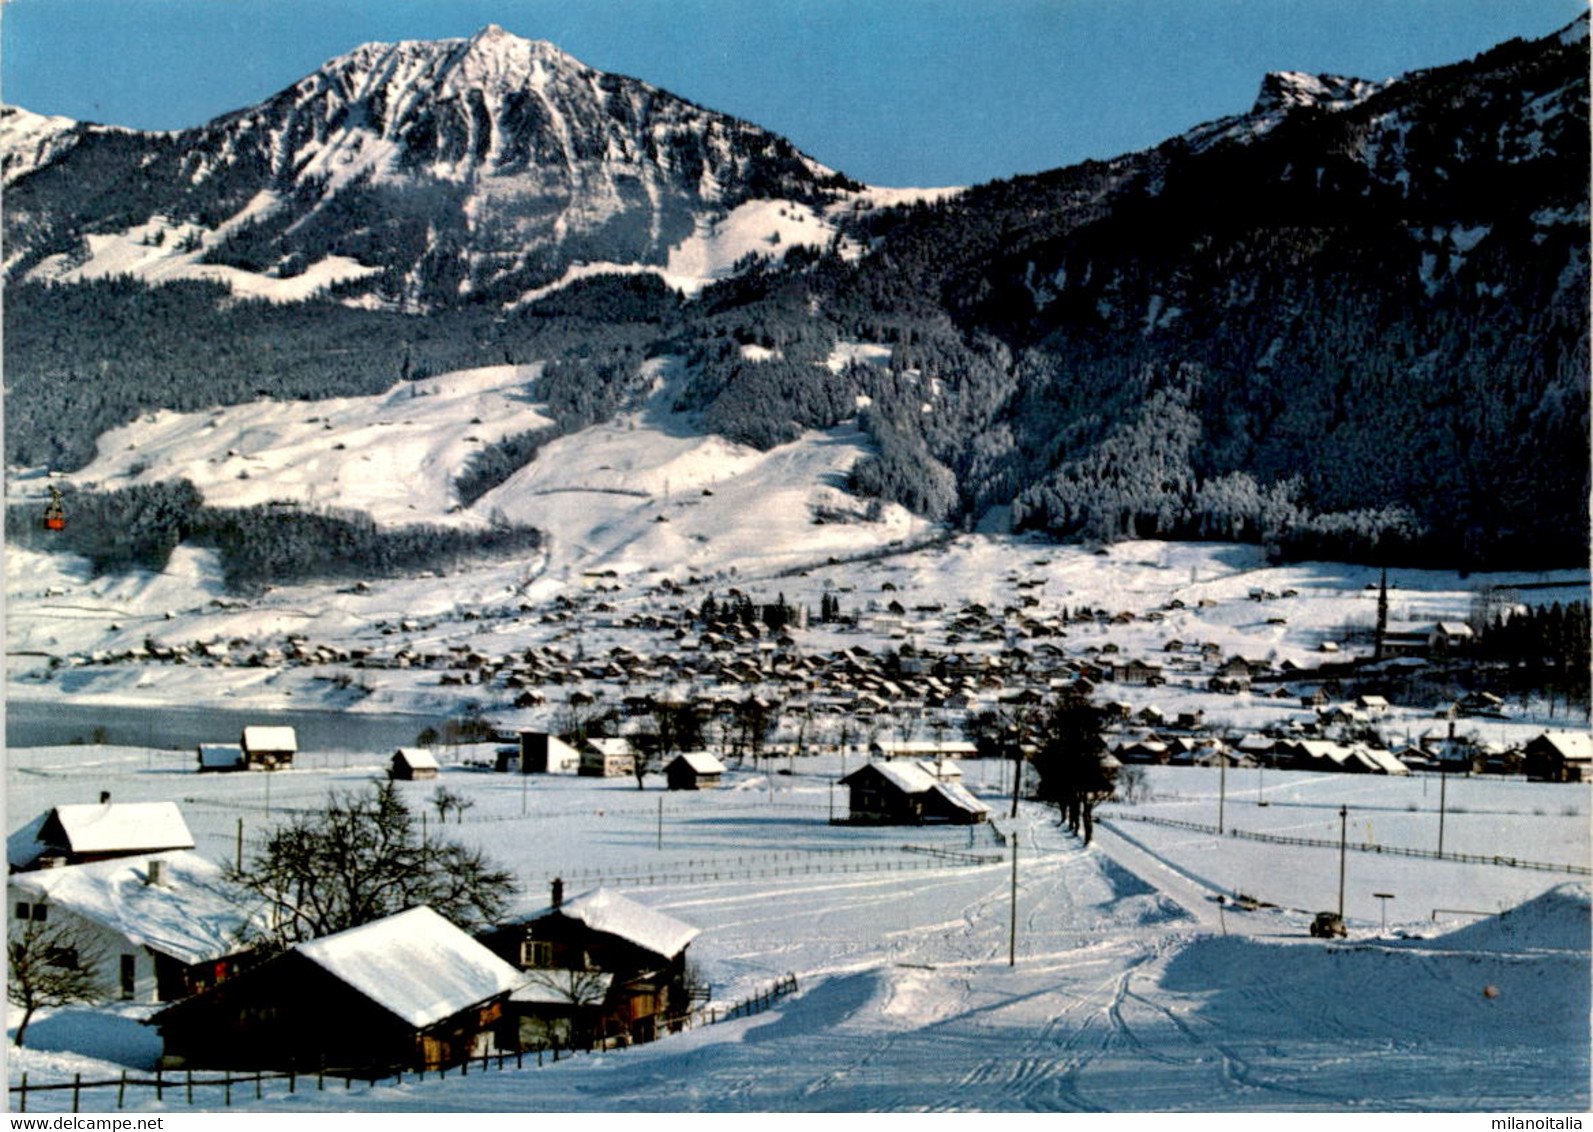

[43,485,65,532]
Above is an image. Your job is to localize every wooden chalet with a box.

[481,883,700,1048]
[839,762,989,825]
[1523,731,1593,783]
[152,906,523,1071]
[240,726,297,769]
[664,751,726,791]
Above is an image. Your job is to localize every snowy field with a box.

[6,746,1589,1113]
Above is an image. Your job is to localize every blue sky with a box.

[2,0,1584,186]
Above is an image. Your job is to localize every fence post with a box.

[289,1068,297,1094]
[256,1072,263,1101]
[119,1070,127,1110]
[73,1072,82,1113]
[156,1068,163,1102]
[186,1069,194,1106]
[225,1070,232,1107]
[18,1073,27,1112]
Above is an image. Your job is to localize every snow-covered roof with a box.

[873,740,978,756]
[295,906,525,1029]
[931,779,990,815]
[241,726,297,751]
[847,760,941,795]
[586,737,633,757]
[36,801,195,859]
[509,968,613,1006]
[199,743,245,768]
[393,747,439,770]
[668,751,726,775]
[1358,747,1411,775]
[8,851,255,966]
[1532,731,1593,762]
[520,888,699,960]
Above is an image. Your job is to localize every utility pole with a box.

[1008,832,1019,967]
[1337,805,1348,920]
[1438,768,1448,856]
[1218,754,1227,835]
[1008,716,1024,820]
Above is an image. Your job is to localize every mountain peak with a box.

[1252,71,1387,115]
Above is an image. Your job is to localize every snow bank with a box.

[1427,883,1592,953]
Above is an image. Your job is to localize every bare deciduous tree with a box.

[8,919,104,1047]
[230,780,514,947]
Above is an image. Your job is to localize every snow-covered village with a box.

[5,0,1591,1118]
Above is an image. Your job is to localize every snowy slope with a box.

[5,755,1586,1112]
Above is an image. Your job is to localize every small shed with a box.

[390,748,439,781]
[197,744,246,773]
[664,752,726,791]
[151,906,524,1071]
[240,726,297,769]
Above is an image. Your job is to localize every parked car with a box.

[1310,911,1347,938]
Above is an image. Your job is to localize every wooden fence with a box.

[1097,810,1591,875]
[9,975,803,1112]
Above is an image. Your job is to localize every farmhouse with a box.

[240,726,297,769]
[8,851,256,1003]
[839,762,989,825]
[9,800,195,871]
[481,884,700,1048]
[580,737,636,778]
[518,731,583,774]
[390,747,439,781]
[151,906,524,1071]
[664,751,726,790]
[1524,731,1593,783]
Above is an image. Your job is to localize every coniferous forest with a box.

[4,22,1587,578]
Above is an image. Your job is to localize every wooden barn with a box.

[664,752,726,791]
[9,801,195,871]
[481,883,699,1049]
[1524,731,1593,782]
[839,762,989,825]
[390,748,439,781]
[240,726,297,769]
[151,906,524,1071]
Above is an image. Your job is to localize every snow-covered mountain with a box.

[2,25,861,308]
